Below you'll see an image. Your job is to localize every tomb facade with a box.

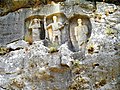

[0,2,92,48]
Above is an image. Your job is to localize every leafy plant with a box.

[0,47,9,55]
[87,44,94,54]
[48,47,58,53]
[105,27,117,35]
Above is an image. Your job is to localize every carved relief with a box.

[24,15,45,44]
[47,16,64,44]
[46,13,68,45]
[29,18,41,41]
[74,18,88,52]
[69,14,92,52]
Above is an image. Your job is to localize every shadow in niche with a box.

[69,14,92,51]
[46,13,69,45]
[24,15,45,44]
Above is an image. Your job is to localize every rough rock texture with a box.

[0,0,66,16]
[0,0,94,46]
[7,40,28,49]
[0,1,120,90]
[0,41,73,90]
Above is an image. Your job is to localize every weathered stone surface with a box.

[59,43,73,67]
[114,23,120,30]
[0,41,72,90]
[7,40,28,49]
[0,12,24,46]
[0,1,120,90]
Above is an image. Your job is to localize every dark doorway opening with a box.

[39,20,45,40]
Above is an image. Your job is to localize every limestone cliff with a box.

[0,0,66,16]
[0,0,120,90]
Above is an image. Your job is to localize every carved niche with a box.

[46,13,69,45]
[69,14,92,51]
[24,15,45,44]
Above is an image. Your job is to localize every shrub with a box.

[48,47,58,53]
[0,47,9,55]
[105,27,117,35]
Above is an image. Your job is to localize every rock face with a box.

[0,12,24,46]
[7,40,28,49]
[0,1,120,90]
[0,0,93,46]
[0,41,73,90]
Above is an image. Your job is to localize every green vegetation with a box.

[87,44,94,54]
[48,47,58,53]
[48,42,59,53]
[0,47,9,55]
[105,27,117,35]
[72,59,81,67]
